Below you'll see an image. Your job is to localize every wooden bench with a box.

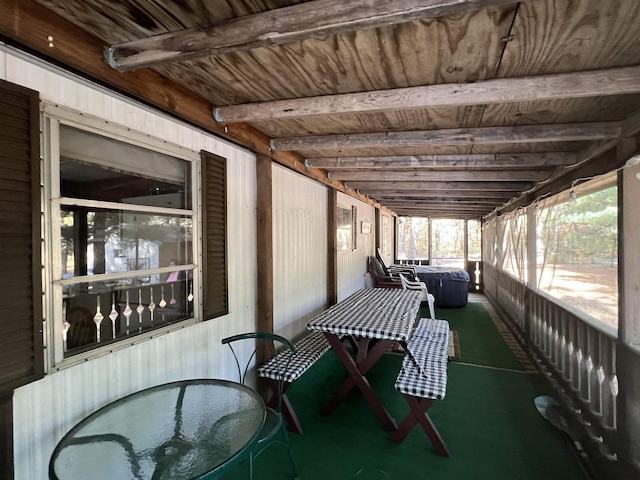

[393,318,451,457]
[257,330,331,434]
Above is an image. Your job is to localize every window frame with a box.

[337,204,357,252]
[42,104,203,370]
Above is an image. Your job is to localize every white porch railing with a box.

[484,265,619,437]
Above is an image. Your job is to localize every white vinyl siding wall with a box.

[272,165,328,341]
[336,192,376,301]
[2,45,259,480]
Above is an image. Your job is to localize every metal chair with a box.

[400,274,436,320]
[221,332,300,480]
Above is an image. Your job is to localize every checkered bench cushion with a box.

[395,345,448,400]
[411,318,450,340]
[410,318,450,351]
[395,319,449,400]
[257,331,330,383]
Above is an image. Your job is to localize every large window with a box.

[49,121,199,360]
[536,174,618,328]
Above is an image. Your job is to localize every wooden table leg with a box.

[320,333,397,431]
[391,395,450,457]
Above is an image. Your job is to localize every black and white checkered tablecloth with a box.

[307,288,422,341]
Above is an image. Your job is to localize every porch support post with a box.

[327,189,338,306]
[463,220,469,272]
[618,138,640,467]
[375,208,381,256]
[428,219,432,265]
[256,154,274,363]
[525,204,537,340]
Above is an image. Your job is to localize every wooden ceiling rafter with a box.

[105,0,522,72]
[345,180,533,191]
[214,65,640,123]
[272,122,621,151]
[329,170,552,182]
[305,153,576,169]
[369,192,518,200]
[382,203,505,209]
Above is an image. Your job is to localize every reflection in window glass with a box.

[537,175,618,329]
[396,217,428,260]
[60,125,191,209]
[64,272,193,354]
[61,208,192,278]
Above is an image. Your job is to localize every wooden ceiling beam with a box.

[392,211,496,217]
[366,190,517,199]
[216,66,640,123]
[387,202,498,208]
[271,122,621,151]
[305,153,575,169]
[394,211,486,218]
[378,198,507,205]
[106,0,519,71]
[346,181,532,191]
[394,205,492,211]
[330,170,551,182]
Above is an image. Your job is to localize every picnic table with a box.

[307,288,422,431]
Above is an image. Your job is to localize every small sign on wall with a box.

[361,220,371,234]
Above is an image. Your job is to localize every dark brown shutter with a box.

[201,150,228,319]
[0,80,43,393]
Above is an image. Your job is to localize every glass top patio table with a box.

[49,379,266,480]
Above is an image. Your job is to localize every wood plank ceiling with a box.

[25,0,640,218]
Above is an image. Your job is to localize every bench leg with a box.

[264,379,304,435]
[392,395,450,457]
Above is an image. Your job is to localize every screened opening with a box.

[396,217,429,261]
[431,219,465,268]
[468,220,482,262]
[536,173,618,329]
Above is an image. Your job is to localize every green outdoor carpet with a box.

[432,302,526,371]
[223,300,585,480]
